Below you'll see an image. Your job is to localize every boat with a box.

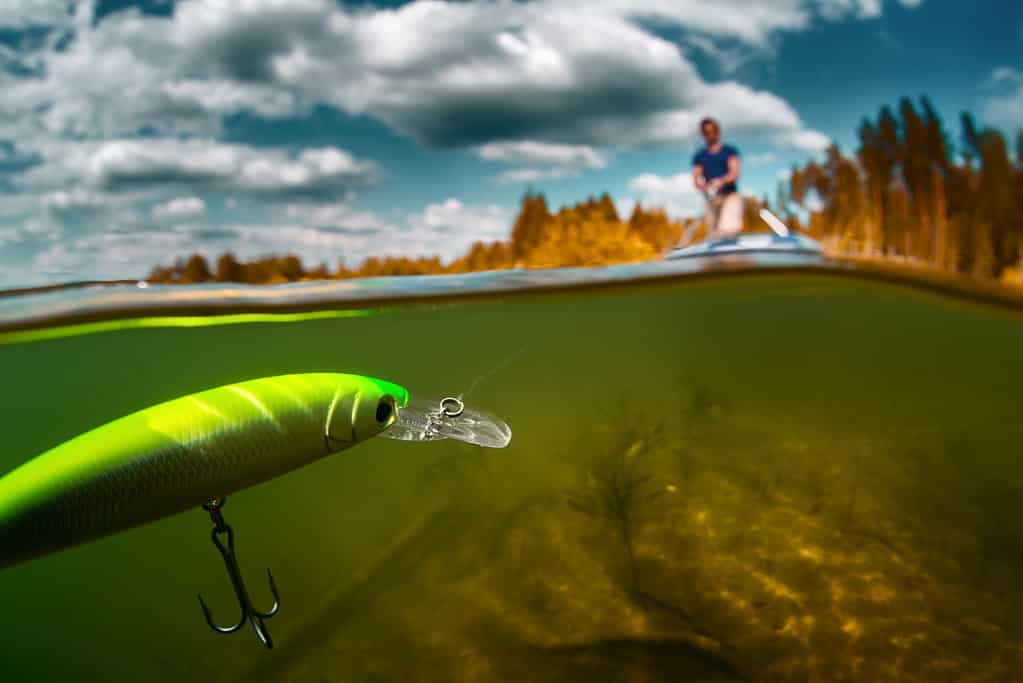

[665,232,824,260]
[665,208,825,261]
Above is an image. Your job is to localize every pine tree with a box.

[960,113,982,168]
[597,192,620,223]
[509,191,552,259]
[921,97,950,265]
[215,253,242,282]
[898,98,931,259]
[857,118,883,252]
[972,130,1017,276]
[876,106,901,254]
[182,254,212,283]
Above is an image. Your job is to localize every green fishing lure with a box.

[0,373,407,570]
[0,371,513,649]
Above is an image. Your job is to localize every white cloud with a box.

[2,0,833,164]
[480,141,606,184]
[547,0,809,47]
[152,196,207,220]
[239,197,513,268]
[45,188,110,212]
[814,0,882,21]
[746,152,780,166]
[775,129,832,153]
[0,193,518,286]
[19,139,378,199]
[801,187,825,212]
[0,0,909,157]
[282,202,394,234]
[681,34,754,75]
[982,67,1023,133]
[546,0,918,46]
[407,198,512,246]
[0,0,73,29]
[627,171,704,217]
[0,3,304,143]
[992,67,1021,83]
[478,141,606,169]
[495,167,578,184]
[160,0,830,152]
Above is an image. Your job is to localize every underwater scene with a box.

[3,265,1023,683]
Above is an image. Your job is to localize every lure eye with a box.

[376,396,395,424]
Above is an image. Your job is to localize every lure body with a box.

[0,373,407,569]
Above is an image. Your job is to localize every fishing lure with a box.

[0,373,407,647]
[0,372,511,649]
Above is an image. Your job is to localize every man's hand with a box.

[706,178,722,194]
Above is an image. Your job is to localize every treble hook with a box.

[197,497,280,649]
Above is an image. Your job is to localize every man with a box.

[692,118,743,241]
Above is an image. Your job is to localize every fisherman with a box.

[692,117,743,241]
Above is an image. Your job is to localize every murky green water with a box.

[3,270,1023,682]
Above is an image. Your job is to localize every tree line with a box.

[782,97,1023,278]
[147,195,688,284]
[148,97,1022,286]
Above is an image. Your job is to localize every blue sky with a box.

[0,0,1020,286]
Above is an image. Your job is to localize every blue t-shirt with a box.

[692,144,739,194]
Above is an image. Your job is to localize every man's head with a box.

[700,117,721,146]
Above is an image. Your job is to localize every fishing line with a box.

[459,341,533,402]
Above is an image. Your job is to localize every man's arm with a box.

[724,154,741,184]
[692,163,706,191]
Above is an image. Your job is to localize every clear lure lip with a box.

[381,396,512,448]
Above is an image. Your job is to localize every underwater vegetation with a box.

[248,386,1023,682]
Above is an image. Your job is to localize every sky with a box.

[0,0,1020,286]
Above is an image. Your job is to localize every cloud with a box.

[814,0,882,21]
[991,67,1021,83]
[627,171,704,217]
[0,0,73,29]
[282,202,394,234]
[480,140,606,184]
[775,129,832,153]
[152,196,207,220]
[548,0,808,47]
[2,0,834,165]
[406,198,512,246]
[494,167,579,184]
[242,198,512,267]
[982,67,1023,133]
[746,152,780,166]
[0,3,304,143]
[478,141,606,169]
[1,0,909,157]
[3,197,515,286]
[45,188,110,212]
[20,139,378,200]
[172,0,332,82]
[157,0,830,152]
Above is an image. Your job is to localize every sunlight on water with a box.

[2,265,1023,682]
